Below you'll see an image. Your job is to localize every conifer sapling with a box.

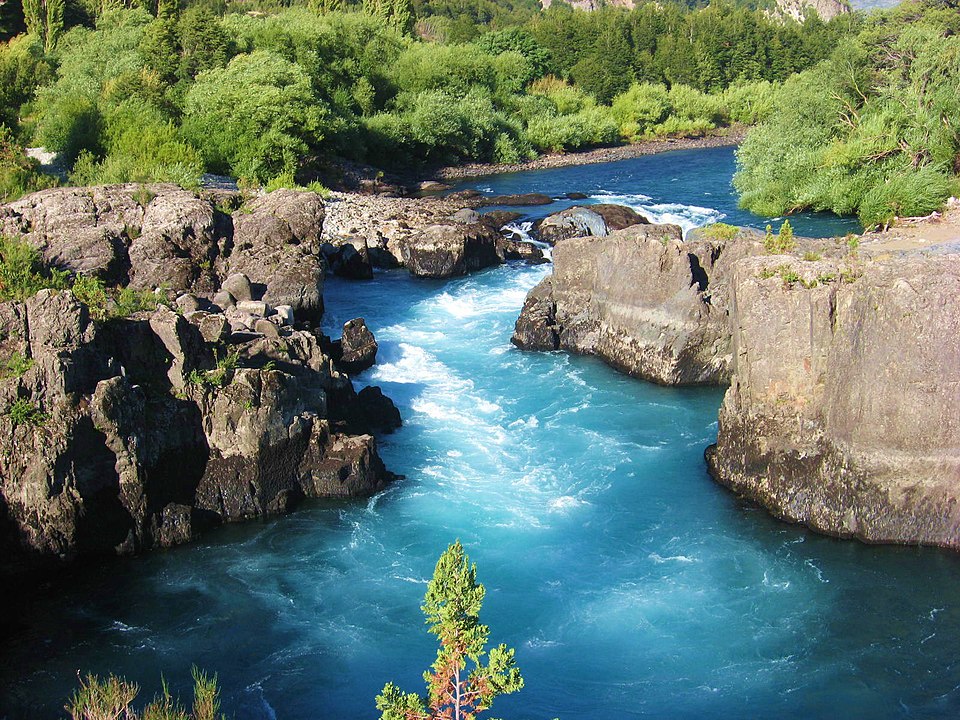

[376,541,523,720]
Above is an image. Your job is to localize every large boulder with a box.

[708,253,960,548]
[536,204,648,245]
[512,222,764,385]
[227,190,326,320]
[0,186,143,284]
[127,187,222,293]
[1,185,228,292]
[338,318,378,373]
[399,222,502,278]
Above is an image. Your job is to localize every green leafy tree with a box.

[182,50,327,183]
[376,540,523,720]
[22,0,64,51]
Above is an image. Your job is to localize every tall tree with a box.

[376,541,524,720]
[22,0,63,52]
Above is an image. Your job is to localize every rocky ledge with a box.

[707,251,960,548]
[513,222,773,384]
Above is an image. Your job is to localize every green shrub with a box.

[6,398,46,427]
[764,220,796,254]
[67,667,223,720]
[0,235,68,301]
[524,104,618,152]
[187,350,239,388]
[701,222,739,241]
[611,82,670,134]
[0,125,58,203]
[364,90,525,166]
[528,76,590,115]
[0,34,55,130]
[183,50,328,183]
[71,274,110,319]
[1,352,34,378]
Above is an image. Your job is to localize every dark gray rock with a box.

[535,203,647,245]
[478,193,553,207]
[227,190,326,320]
[222,273,253,302]
[357,385,402,433]
[339,318,377,373]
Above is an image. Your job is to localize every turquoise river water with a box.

[2,146,959,719]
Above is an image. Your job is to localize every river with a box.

[2,146,959,719]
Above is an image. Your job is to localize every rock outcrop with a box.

[513,223,766,384]
[224,189,326,320]
[707,252,960,548]
[320,191,550,277]
[0,277,396,593]
[399,222,502,278]
[0,185,329,315]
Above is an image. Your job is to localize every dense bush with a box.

[735,1,960,228]
[182,50,327,182]
[365,89,528,165]
[0,33,53,130]
[0,0,858,184]
[0,126,57,202]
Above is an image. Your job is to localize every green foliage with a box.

[183,50,327,183]
[475,27,548,80]
[763,220,796,254]
[71,274,110,318]
[0,34,54,130]
[23,0,64,51]
[0,125,57,203]
[365,89,528,166]
[376,540,523,720]
[187,350,238,388]
[1,351,34,378]
[263,172,329,196]
[6,397,46,426]
[0,235,67,301]
[701,222,739,241]
[66,667,224,720]
[73,273,169,320]
[735,4,960,228]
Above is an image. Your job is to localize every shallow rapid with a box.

[2,147,959,719]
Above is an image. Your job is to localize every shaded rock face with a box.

[513,223,764,385]
[0,290,396,589]
[357,385,402,433]
[708,254,960,548]
[400,222,502,278]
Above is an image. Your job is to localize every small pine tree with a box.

[376,541,524,720]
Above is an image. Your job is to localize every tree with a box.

[376,541,523,720]
[22,0,63,52]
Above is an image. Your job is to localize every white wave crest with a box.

[588,192,724,236]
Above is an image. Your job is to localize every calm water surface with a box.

[2,147,958,719]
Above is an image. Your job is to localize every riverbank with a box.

[427,128,747,182]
